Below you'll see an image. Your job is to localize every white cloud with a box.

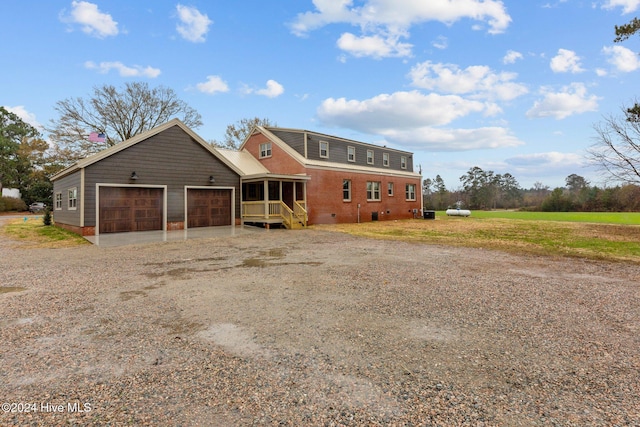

[602,0,640,13]
[256,80,285,98]
[504,151,589,180]
[4,105,42,130]
[408,61,528,101]
[526,83,600,119]
[379,126,524,151]
[503,50,523,64]
[242,80,285,98]
[176,4,212,43]
[196,75,229,94]
[602,45,640,72]
[432,36,448,50]
[337,32,412,58]
[505,151,585,168]
[550,49,585,73]
[62,1,118,38]
[316,90,523,151]
[290,0,511,58]
[84,61,161,78]
[318,91,489,130]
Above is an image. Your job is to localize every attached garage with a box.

[51,119,246,237]
[186,188,232,228]
[99,186,164,234]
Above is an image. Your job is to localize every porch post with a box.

[303,181,307,207]
[263,180,269,219]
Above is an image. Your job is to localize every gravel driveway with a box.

[1,225,639,426]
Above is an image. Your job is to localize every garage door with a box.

[187,188,232,228]
[99,187,163,233]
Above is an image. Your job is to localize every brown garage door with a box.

[99,187,163,233]
[187,189,231,228]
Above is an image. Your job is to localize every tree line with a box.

[423,167,640,212]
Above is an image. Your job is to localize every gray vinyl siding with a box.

[82,125,240,226]
[268,128,414,172]
[52,171,82,227]
[269,129,305,156]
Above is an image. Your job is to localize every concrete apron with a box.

[85,225,264,247]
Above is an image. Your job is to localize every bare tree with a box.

[211,117,275,150]
[47,82,202,163]
[589,106,640,184]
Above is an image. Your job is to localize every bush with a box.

[43,207,52,226]
[0,196,27,212]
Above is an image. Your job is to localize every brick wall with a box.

[306,169,421,224]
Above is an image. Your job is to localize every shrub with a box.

[43,207,52,226]
[0,196,28,212]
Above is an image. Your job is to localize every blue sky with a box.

[2,1,640,189]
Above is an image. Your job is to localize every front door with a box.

[282,182,294,209]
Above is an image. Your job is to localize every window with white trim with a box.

[68,187,77,210]
[401,156,407,169]
[343,179,351,201]
[319,141,329,158]
[259,142,272,158]
[367,181,381,201]
[347,146,356,162]
[388,182,394,196]
[383,153,389,167]
[55,192,62,210]
[367,149,374,165]
[405,184,416,201]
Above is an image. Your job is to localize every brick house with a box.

[51,119,423,236]
[236,126,423,226]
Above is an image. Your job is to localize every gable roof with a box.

[51,118,244,180]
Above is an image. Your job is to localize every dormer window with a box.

[319,141,329,158]
[347,146,356,162]
[367,149,374,165]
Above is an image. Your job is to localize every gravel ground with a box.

[1,223,639,426]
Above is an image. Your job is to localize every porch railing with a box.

[293,201,307,227]
[242,200,307,228]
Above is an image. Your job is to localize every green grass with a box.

[2,217,89,248]
[317,214,640,263]
[451,210,640,224]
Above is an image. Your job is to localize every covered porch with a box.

[241,174,310,229]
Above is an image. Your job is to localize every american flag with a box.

[88,132,106,142]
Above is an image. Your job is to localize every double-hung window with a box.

[405,184,416,201]
[55,192,62,210]
[383,153,389,167]
[343,179,351,201]
[388,182,394,196]
[367,150,374,165]
[259,142,272,158]
[400,156,407,169]
[367,181,381,201]
[68,188,77,210]
[347,146,356,162]
[319,141,329,158]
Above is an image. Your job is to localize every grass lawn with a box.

[315,212,640,263]
[462,210,640,224]
[1,217,89,248]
